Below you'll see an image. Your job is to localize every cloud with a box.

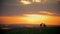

[39,11,55,15]
[39,11,60,16]
[1,0,60,16]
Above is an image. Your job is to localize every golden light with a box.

[19,14,51,24]
[20,0,32,4]
[0,15,60,25]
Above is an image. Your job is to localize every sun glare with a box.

[1,14,59,25]
[20,14,51,24]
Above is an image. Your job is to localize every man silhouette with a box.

[39,23,47,32]
[40,23,47,28]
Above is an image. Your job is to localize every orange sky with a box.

[1,0,60,25]
[0,14,60,25]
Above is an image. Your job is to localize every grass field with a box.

[1,26,60,34]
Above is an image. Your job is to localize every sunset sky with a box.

[0,0,60,25]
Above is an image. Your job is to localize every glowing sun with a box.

[19,14,50,24]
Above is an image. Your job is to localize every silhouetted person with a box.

[40,23,47,28]
[39,23,47,34]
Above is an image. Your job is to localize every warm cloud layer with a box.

[1,0,60,16]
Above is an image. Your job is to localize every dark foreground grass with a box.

[1,26,60,34]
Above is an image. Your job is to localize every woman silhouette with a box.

[40,23,47,28]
